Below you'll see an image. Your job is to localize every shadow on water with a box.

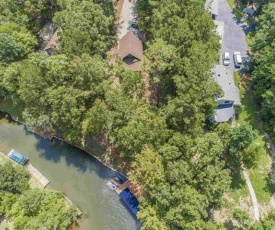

[0,112,139,230]
[22,124,121,180]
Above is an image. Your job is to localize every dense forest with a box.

[0,161,78,229]
[251,3,275,140]
[0,0,275,229]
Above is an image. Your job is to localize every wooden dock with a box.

[113,180,131,194]
[27,164,50,188]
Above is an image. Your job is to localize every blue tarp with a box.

[119,188,139,216]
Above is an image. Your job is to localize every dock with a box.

[112,179,139,216]
[113,180,131,194]
[26,164,50,188]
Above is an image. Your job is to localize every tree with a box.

[143,39,178,105]
[116,105,168,158]
[129,147,165,191]
[12,189,78,230]
[252,3,275,53]
[0,162,30,194]
[53,0,115,56]
[0,33,21,63]
[82,99,112,138]
[228,124,259,169]
[232,208,253,229]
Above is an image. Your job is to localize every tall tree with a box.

[53,0,115,56]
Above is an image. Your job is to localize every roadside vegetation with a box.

[0,154,78,230]
[0,0,275,229]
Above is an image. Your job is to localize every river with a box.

[0,113,139,230]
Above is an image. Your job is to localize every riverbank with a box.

[0,97,130,176]
[0,114,139,230]
[0,151,80,230]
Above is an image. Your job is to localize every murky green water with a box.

[0,113,139,230]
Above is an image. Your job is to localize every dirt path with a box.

[242,169,260,221]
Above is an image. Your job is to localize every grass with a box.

[227,0,236,9]
[234,73,275,204]
[228,171,249,203]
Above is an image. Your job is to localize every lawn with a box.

[234,72,275,203]
[227,0,236,9]
[228,171,249,203]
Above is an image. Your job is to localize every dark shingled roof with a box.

[117,31,143,71]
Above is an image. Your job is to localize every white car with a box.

[233,51,242,68]
[223,52,230,66]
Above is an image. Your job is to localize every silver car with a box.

[233,51,242,68]
[223,52,230,66]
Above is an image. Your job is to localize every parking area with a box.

[217,0,249,71]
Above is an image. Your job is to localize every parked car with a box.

[223,52,230,66]
[130,20,137,27]
[8,149,28,165]
[113,176,123,184]
[233,51,242,68]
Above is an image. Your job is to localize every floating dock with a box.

[26,164,50,188]
[113,180,131,194]
[112,180,139,216]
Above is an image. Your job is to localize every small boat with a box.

[8,149,28,165]
[107,181,117,190]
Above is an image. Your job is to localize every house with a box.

[212,65,241,123]
[38,22,55,50]
[205,0,219,20]
[243,7,256,18]
[43,28,61,55]
[38,22,60,55]
[116,31,143,71]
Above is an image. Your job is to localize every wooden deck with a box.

[26,164,50,188]
[113,180,131,194]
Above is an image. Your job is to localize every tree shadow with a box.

[263,174,275,196]
[224,220,234,230]
[231,170,246,189]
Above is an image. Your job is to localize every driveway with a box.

[217,0,249,71]
[117,0,137,39]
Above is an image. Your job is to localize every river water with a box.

[0,113,139,230]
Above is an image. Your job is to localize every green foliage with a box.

[251,3,275,139]
[135,132,230,229]
[232,208,253,229]
[53,0,115,56]
[0,162,30,194]
[140,0,221,134]
[0,33,21,63]
[228,124,259,169]
[0,193,17,217]
[116,105,169,158]
[129,147,165,191]
[82,99,112,137]
[0,23,37,60]
[12,189,78,230]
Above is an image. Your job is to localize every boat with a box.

[107,181,117,190]
[8,149,28,165]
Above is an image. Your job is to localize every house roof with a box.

[205,0,219,16]
[117,31,143,61]
[214,104,235,122]
[213,65,241,105]
[243,8,255,16]
[44,28,61,51]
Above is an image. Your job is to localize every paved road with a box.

[117,0,137,39]
[217,0,249,71]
